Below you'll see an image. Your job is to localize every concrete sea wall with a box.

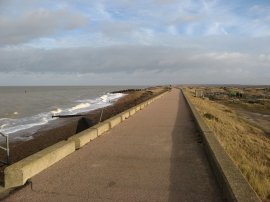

[182,89,261,202]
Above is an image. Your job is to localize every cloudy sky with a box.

[0,0,269,85]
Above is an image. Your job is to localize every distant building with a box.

[228,89,244,98]
[195,89,204,98]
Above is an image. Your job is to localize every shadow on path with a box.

[168,91,224,202]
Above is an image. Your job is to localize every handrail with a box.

[0,132,10,165]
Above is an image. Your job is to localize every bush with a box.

[203,113,219,121]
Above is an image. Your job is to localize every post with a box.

[99,108,104,123]
[0,132,10,165]
[6,134,9,164]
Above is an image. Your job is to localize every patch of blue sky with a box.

[2,0,270,47]
[105,4,156,22]
[66,2,92,16]
[24,27,92,49]
[180,1,205,14]
[184,23,209,36]
[222,25,238,35]
[219,0,269,18]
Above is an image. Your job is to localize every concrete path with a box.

[4,89,223,202]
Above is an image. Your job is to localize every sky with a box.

[0,0,270,85]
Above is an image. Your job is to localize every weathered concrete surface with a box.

[120,110,130,121]
[92,122,110,136]
[4,89,223,202]
[4,140,75,188]
[105,116,122,129]
[140,103,145,110]
[129,108,136,116]
[69,128,98,149]
[182,90,261,202]
[135,106,141,112]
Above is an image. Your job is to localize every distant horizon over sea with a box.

[0,85,148,87]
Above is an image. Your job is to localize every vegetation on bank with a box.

[186,89,270,201]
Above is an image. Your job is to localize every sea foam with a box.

[0,93,125,136]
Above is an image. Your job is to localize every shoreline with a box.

[0,86,168,185]
[0,90,126,140]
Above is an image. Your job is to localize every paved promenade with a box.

[4,89,223,202]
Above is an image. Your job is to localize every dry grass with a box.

[186,89,270,201]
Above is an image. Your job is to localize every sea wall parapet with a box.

[182,89,261,202]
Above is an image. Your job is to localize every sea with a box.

[0,86,140,141]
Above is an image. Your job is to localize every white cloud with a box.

[191,52,247,61]
[206,22,228,35]
[0,0,270,85]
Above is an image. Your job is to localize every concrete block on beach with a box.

[69,128,98,149]
[92,122,110,136]
[105,116,122,128]
[4,140,75,188]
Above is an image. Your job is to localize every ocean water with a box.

[0,86,137,138]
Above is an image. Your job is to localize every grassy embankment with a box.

[185,89,270,201]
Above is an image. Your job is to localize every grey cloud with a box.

[98,21,139,37]
[0,9,87,46]
[0,46,269,85]
[0,46,181,73]
[162,35,270,53]
[169,15,203,25]
[153,0,178,4]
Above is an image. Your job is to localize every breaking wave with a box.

[0,93,125,135]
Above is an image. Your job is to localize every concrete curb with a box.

[92,122,110,136]
[69,128,98,149]
[4,140,75,188]
[120,110,130,121]
[69,92,165,149]
[2,90,168,190]
[182,90,261,202]
[129,108,136,116]
[105,116,122,129]
[135,105,141,112]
